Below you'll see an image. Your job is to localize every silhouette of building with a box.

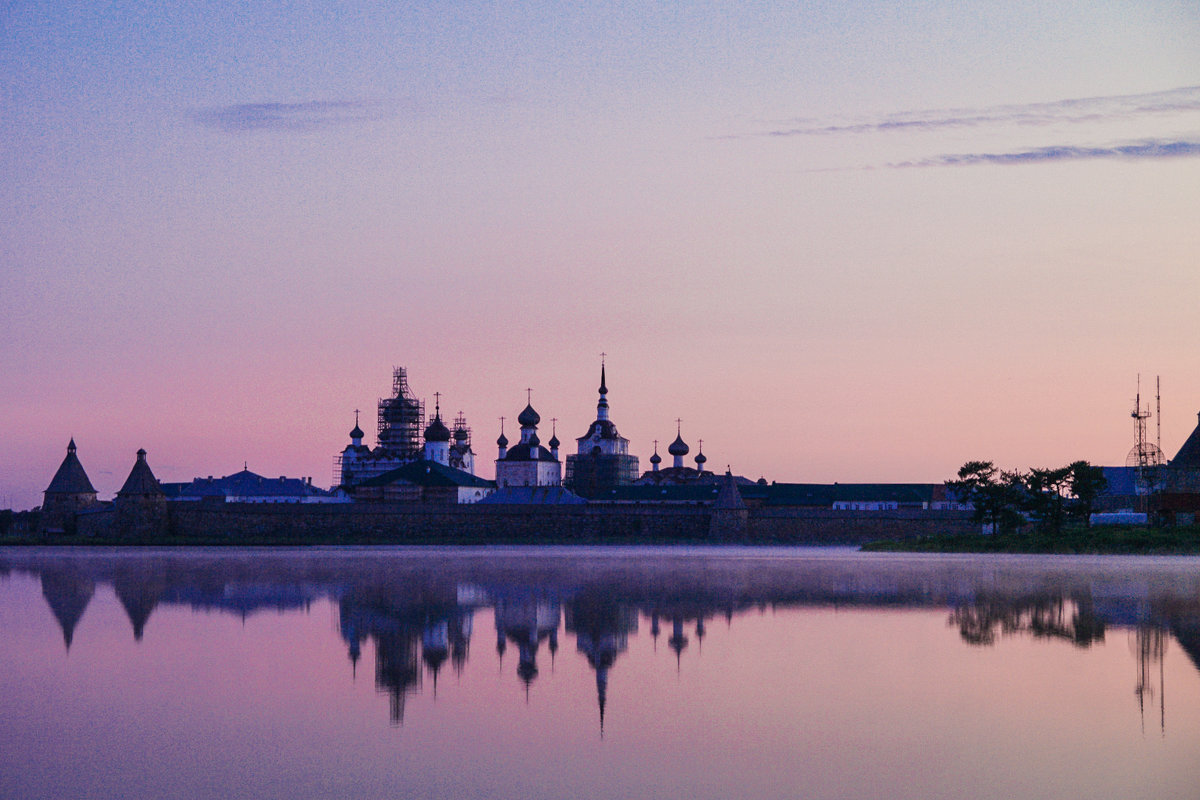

[494,394,562,489]
[161,469,340,503]
[114,449,167,537]
[564,362,640,498]
[40,439,99,534]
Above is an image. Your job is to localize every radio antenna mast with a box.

[1157,376,1162,457]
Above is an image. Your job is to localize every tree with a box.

[947,461,1027,534]
[1067,461,1107,528]
[1027,466,1073,534]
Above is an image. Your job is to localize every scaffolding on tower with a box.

[378,367,425,458]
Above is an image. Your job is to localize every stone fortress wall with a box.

[75,501,976,543]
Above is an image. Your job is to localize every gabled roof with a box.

[358,460,494,489]
[1171,412,1200,469]
[45,440,97,495]
[173,469,332,498]
[117,450,164,497]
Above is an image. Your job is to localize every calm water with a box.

[2,546,1199,800]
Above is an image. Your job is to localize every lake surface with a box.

[2,546,1199,800]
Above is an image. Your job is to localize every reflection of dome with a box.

[668,434,689,457]
[424,416,451,442]
[518,404,541,427]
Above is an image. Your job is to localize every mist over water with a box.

[2,547,1199,800]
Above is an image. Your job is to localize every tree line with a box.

[947,460,1108,535]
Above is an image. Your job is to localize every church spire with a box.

[596,356,609,421]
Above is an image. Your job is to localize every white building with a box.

[494,396,562,488]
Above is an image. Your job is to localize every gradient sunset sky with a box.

[3,1,1200,508]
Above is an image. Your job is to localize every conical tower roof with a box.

[45,439,97,495]
[713,470,746,510]
[1171,412,1200,469]
[117,449,164,497]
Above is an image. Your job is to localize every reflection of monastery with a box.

[11,551,1200,735]
[27,362,1200,540]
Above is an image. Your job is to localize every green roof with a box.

[357,460,495,489]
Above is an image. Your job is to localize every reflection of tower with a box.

[494,596,561,696]
[668,616,689,671]
[566,596,637,736]
[450,610,473,675]
[422,618,449,696]
[112,571,164,642]
[1131,626,1167,736]
[337,596,423,724]
[375,628,422,724]
[40,570,95,650]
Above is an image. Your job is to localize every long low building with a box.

[161,469,345,504]
[592,481,970,510]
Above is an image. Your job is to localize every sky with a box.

[3,0,1200,508]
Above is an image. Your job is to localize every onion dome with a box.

[649,451,662,465]
[668,433,689,457]
[518,403,540,427]
[548,433,560,449]
[424,415,451,442]
[695,451,707,468]
[350,421,364,440]
[496,431,509,447]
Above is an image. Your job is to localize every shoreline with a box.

[861,524,1200,555]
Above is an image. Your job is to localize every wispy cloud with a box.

[757,85,1200,138]
[191,99,403,132]
[891,137,1200,168]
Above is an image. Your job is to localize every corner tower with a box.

[40,439,100,534]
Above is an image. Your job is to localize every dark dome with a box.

[424,416,451,442]
[649,451,662,464]
[496,432,509,447]
[668,433,689,456]
[350,423,365,440]
[518,403,541,427]
[548,434,560,449]
[528,432,540,447]
[695,452,707,465]
[454,426,469,442]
